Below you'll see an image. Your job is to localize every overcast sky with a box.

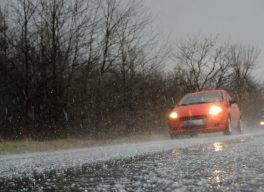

[143,0,264,79]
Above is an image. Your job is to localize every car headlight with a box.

[169,112,178,119]
[259,121,264,126]
[209,106,223,115]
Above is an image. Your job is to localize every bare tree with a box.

[174,36,232,91]
[229,45,260,87]
[227,45,260,103]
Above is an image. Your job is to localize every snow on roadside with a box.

[0,130,263,179]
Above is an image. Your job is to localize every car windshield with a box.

[178,92,223,106]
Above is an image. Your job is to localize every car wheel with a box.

[237,119,242,133]
[224,117,232,135]
[170,133,178,139]
[190,132,198,137]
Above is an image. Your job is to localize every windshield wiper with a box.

[192,101,209,104]
[179,101,209,106]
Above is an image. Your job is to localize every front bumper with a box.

[168,116,226,135]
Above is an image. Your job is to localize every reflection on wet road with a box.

[1,134,264,191]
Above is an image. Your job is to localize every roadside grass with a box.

[0,132,168,155]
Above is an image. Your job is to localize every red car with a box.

[168,90,241,138]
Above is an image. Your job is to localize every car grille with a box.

[181,124,206,129]
[180,115,207,129]
[180,115,207,121]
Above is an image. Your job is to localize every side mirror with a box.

[230,100,236,105]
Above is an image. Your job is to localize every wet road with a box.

[1,129,264,191]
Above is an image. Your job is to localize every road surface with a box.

[1,128,264,191]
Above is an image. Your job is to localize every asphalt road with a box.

[1,128,264,192]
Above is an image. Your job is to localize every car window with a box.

[178,92,223,106]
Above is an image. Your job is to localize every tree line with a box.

[0,0,263,140]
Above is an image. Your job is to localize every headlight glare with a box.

[209,106,222,115]
[169,112,178,119]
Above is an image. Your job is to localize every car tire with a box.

[224,117,232,135]
[170,134,178,139]
[237,119,242,133]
